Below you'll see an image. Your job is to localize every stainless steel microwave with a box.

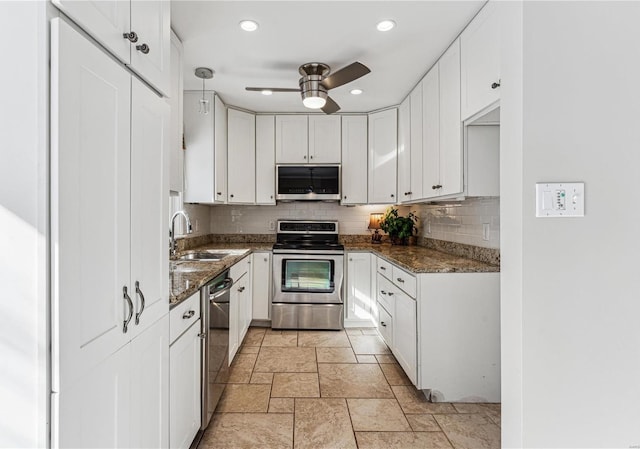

[276,165,341,201]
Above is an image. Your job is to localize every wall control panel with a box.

[535,182,585,217]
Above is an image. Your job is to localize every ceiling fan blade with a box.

[322,96,341,114]
[321,62,370,90]
[245,87,300,92]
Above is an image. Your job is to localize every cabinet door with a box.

[340,115,368,205]
[397,96,411,203]
[368,109,398,204]
[168,32,183,192]
[130,76,169,335]
[393,291,417,385]
[52,0,130,65]
[52,18,131,387]
[346,253,373,323]
[130,315,169,449]
[308,115,341,163]
[129,0,171,96]
[213,95,228,203]
[439,40,463,197]
[183,91,215,203]
[460,1,500,121]
[238,274,251,345]
[256,115,276,205]
[275,115,308,163]
[409,83,424,201]
[422,67,440,198]
[56,343,131,449]
[170,321,201,449]
[252,252,271,321]
[227,108,256,204]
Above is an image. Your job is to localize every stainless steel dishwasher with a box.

[200,270,233,430]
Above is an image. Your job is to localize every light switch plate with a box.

[536,182,585,217]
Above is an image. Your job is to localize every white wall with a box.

[208,203,398,235]
[0,2,50,448]
[416,197,500,248]
[504,2,640,447]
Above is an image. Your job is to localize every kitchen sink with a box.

[176,249,247,262]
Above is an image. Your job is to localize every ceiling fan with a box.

[245,61,371,114]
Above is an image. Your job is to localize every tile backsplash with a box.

[416,197,500,249]
[208,203,402,235]
[183,197,500,250]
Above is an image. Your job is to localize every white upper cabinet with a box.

[341,115,368,205]
[438,39,463,197]
[368,109,398,204]
[397,96,411,203]
[308,115,341,163]
[422,39,462,199]
[183,92,227,204]
[422,64,440,199]
[275,115,308,163]
[256,115,276,205]
[460,1,501,121]
[52,0,171,96]
[168,32,183,192]
[227,109,256,204]
[275,114,341,164]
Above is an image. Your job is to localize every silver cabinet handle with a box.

[380,321,387,327]
[123,31,138,43]
[397,277,405,283]
[380,266,386,270]
[310,155,313,159]
[238,286,245,292]
[183,310,195,319]
[123,286,133,333]
[303,155,307,159]
[388,291,394,296]
[264,257,268,262]
[198,332,207,339]
[134,281,145,325]
[135,43,150,54]
[380,290,387,295]
[217,192,222,195]
[390,194,395,198]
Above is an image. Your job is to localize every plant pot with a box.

[390,236,408,245]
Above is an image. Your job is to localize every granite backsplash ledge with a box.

[177,233,499,266]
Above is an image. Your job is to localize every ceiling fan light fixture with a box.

[239,20,259,32]
[350,88,363,95]
[302,95,327,109]
[376,19,396,32]
[300,74,328,109]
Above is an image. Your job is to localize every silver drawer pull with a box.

[397,277,405,283]
[380,266,386,270]
[198,332,207,339]
[380,321,387,327]
[123,286,133,333]
[380,290,387,295]
[182,310,195,319]
[238,286,245,292]
[388,292,394,296]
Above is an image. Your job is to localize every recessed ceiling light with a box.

[376,20,396,32]
[261,89,273,96]
[350,89,363,95]
[239,20,259,32]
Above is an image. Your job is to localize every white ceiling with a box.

[171,1,485,113]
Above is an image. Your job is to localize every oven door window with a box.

[281,259,334,293]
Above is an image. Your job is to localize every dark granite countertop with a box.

[169,241,499,307]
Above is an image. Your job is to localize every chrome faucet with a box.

[170,210,193,256]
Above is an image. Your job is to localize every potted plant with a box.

[379,207,419,245]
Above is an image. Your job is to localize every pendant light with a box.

[195,67,214,115]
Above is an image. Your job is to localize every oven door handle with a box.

[209,278,234,301]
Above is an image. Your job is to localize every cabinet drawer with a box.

[230,255,250,282]
[376,274,396,315]
[377,303,393,349]
[392,266,416,298]
[170,292,201,344]
[376,257,393,279]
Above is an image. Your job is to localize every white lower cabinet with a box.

[169,319,201,449]
[393,291,417,385]
[345,252,374,326]
[229,256,252,363]
[57,315,169,449]
[377,303,393,348]
[252,252,272,321]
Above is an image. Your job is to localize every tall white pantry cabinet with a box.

[51,18,169,448]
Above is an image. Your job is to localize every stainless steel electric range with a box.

[271,220,344,330]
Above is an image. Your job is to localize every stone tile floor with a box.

[198,327,500,449]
